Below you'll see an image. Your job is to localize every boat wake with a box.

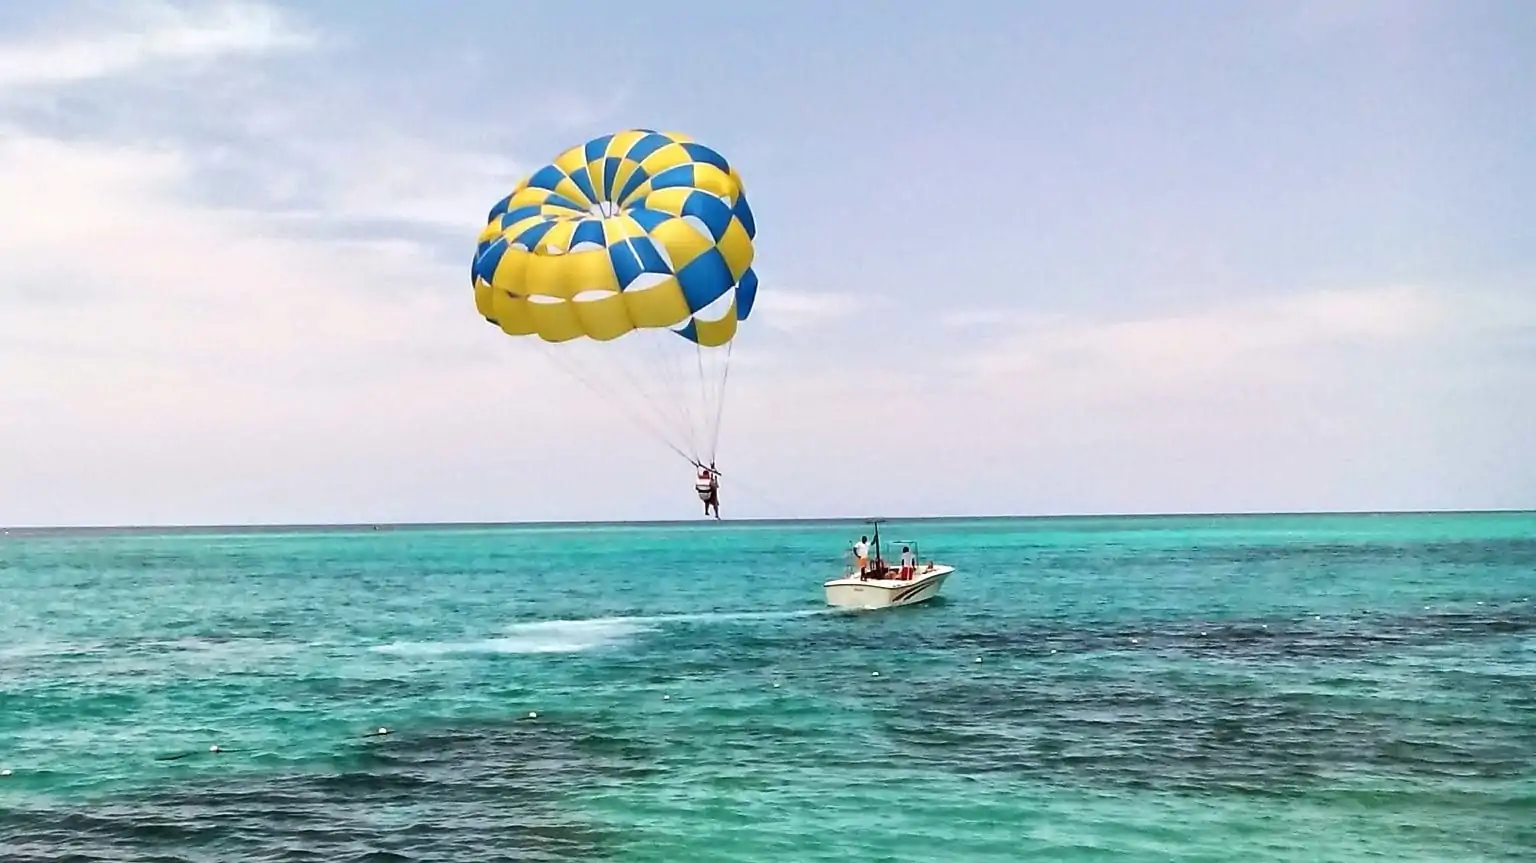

[373,608,827,657]
[599,608,830,627]
[372,618,647,657]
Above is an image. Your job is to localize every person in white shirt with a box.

[899,545,916,579]
[853,536,869,574]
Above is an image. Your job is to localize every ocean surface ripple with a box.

[2,513,1533,862]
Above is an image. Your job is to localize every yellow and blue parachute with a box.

[471,129,758,467]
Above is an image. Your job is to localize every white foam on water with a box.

[497,616,660,653]
[608,608,830,627]
[372,608,827,657]
[0,640,91,660]
[157,636,304,658]
[373,616,653,656]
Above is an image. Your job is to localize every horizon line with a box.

[3,506,1533,534]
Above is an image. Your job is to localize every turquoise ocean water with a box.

[2,512,1533,861]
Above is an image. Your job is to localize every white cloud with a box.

[304,142,527,231]
[0,132,479,399]
[957,284,1456,388]
[221,102,530,232]
[937,309,1013,329]
[927,284,1535,467]
[0,0,315,92]
[748,287,860,331]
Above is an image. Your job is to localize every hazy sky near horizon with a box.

[1,0,1533,526]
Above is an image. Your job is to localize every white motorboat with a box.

[823,520,956,610]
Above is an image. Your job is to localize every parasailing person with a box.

[695,462,721,519]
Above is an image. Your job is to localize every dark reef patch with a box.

[2,714,639,863]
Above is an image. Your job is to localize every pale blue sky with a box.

[0,1,1532,526]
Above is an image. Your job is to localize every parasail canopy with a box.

[470,129,760,469]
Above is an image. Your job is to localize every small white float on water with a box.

[823,520,956,610]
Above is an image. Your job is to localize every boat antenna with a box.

[868,518,885,567]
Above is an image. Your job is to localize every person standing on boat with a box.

[853,536,870,575]
[899,545,916,579]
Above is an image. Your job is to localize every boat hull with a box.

[823,566,954,610]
